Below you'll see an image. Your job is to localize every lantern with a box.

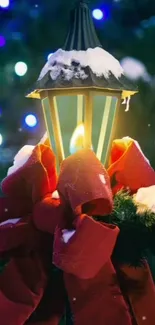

[27,0,137,167]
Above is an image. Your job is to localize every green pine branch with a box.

[94,191,155,266]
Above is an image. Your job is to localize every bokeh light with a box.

[25,114,37,128]
[0,134,3,146]
[0,35,6,47]
[14,61,28,76]
[120,57,151,82]
[92,9,104,20]
[0,0,10,8]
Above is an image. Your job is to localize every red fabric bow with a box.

[108,137,155,194]
[2,144,57,204]
[1,137,155,325]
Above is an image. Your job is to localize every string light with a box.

[14,62,28,77]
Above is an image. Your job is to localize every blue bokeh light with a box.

[25,114,37,128]
[92,9,104,20]
[0,35,6,47]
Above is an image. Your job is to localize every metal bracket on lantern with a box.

[41,93,65,167]
[77,94,83,125]
[48,93,65,166]
[96,96,112,162]
[84,91,93,149]
[41,96,54,149]
[102,95,122,166]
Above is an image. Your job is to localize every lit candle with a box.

[70,123,93,155]
[69,123,85,155]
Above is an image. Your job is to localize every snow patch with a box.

[99,174,106,185]
[7,145,35,176]
[52,190,60,199]
[38,47,124,81]
[62,229,76,243]
[134,185,155,213]
[0,218,21,226]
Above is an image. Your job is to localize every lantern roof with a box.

[27,0,137,99]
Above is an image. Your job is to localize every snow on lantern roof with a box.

[38,48,124,81]
[27,0,137,99]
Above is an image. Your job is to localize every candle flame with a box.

[69,123,85,155]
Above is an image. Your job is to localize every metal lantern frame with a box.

[27,1,137,167]
[38,88,123,167]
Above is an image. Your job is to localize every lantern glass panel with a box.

[92,95,108,153]
[42,97,56,151]
[92,95,118,164]
[55,94,85,158]
[41,92,118,166]
[101,96,118,164]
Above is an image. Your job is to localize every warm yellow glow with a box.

[69,123,85,154]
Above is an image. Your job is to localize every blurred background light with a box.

[14,62,28,76]
[25,114,37,128]
[92,9,104,20]
[0,0,10,8]
[0,134,3,146]
[121,57,151,81]
[11,32,23,41]
[0,35,6,47]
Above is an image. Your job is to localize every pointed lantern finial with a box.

[63,0,102,51]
